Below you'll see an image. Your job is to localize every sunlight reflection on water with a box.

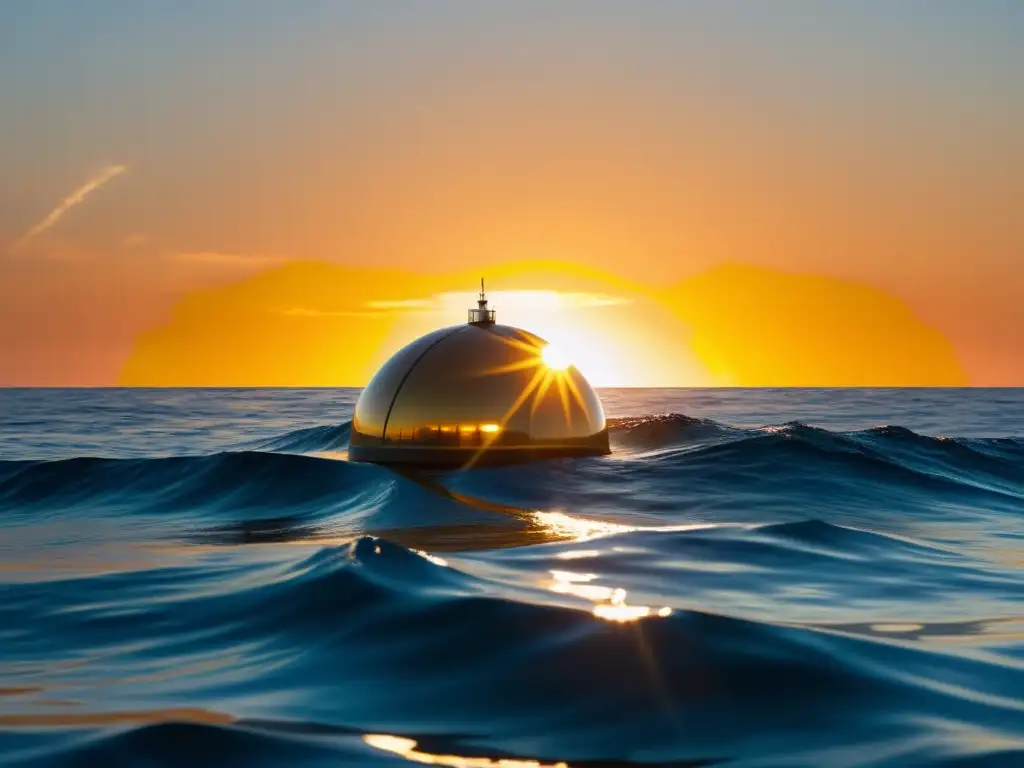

[363,734,570,768]
[546,569,672,623]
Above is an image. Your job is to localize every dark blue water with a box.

[1,388,1023,767]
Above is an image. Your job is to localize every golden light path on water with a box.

[530,511,636,541]
[530,510,680,623]
[363,734,569,768]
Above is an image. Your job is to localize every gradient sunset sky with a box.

[1,2,1021,386]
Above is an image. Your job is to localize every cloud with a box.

[557,292,633,309]
[277,306,387,318]
[659,263,968,386]
[364,299,435,310]
[118,260,647,386]
[369,290,632,315]
[12,165,128,250]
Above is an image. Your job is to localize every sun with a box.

[541,342,572,371]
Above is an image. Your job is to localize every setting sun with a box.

[368,280,706,388]
[541,343,571,371]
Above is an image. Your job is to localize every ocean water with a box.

[1,387,1023,767]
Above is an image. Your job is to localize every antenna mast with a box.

[468,277,495,324]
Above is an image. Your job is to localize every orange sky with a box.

[0,3,1020,386]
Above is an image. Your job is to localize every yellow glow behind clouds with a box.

[116,260,967,387]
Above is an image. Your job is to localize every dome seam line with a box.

[380,325,470,440]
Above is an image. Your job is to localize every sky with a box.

[1,1,1021,386]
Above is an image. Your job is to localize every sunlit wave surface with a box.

[531,510,637,541]
[363,734,570,768]
[1,387,1023,767]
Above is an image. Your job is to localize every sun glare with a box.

[541,343,571,371]
[376,286,690,387]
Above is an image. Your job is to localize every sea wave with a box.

[3,533,1023,766]
[249,423,352,454]
[2,400,1024,766]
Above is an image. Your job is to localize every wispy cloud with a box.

[411,290,633,314]
[12,165,128,250]
[277,307,387,318]
[264,290,633,325]
[364,299,435,310]
[551,292,632,309]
